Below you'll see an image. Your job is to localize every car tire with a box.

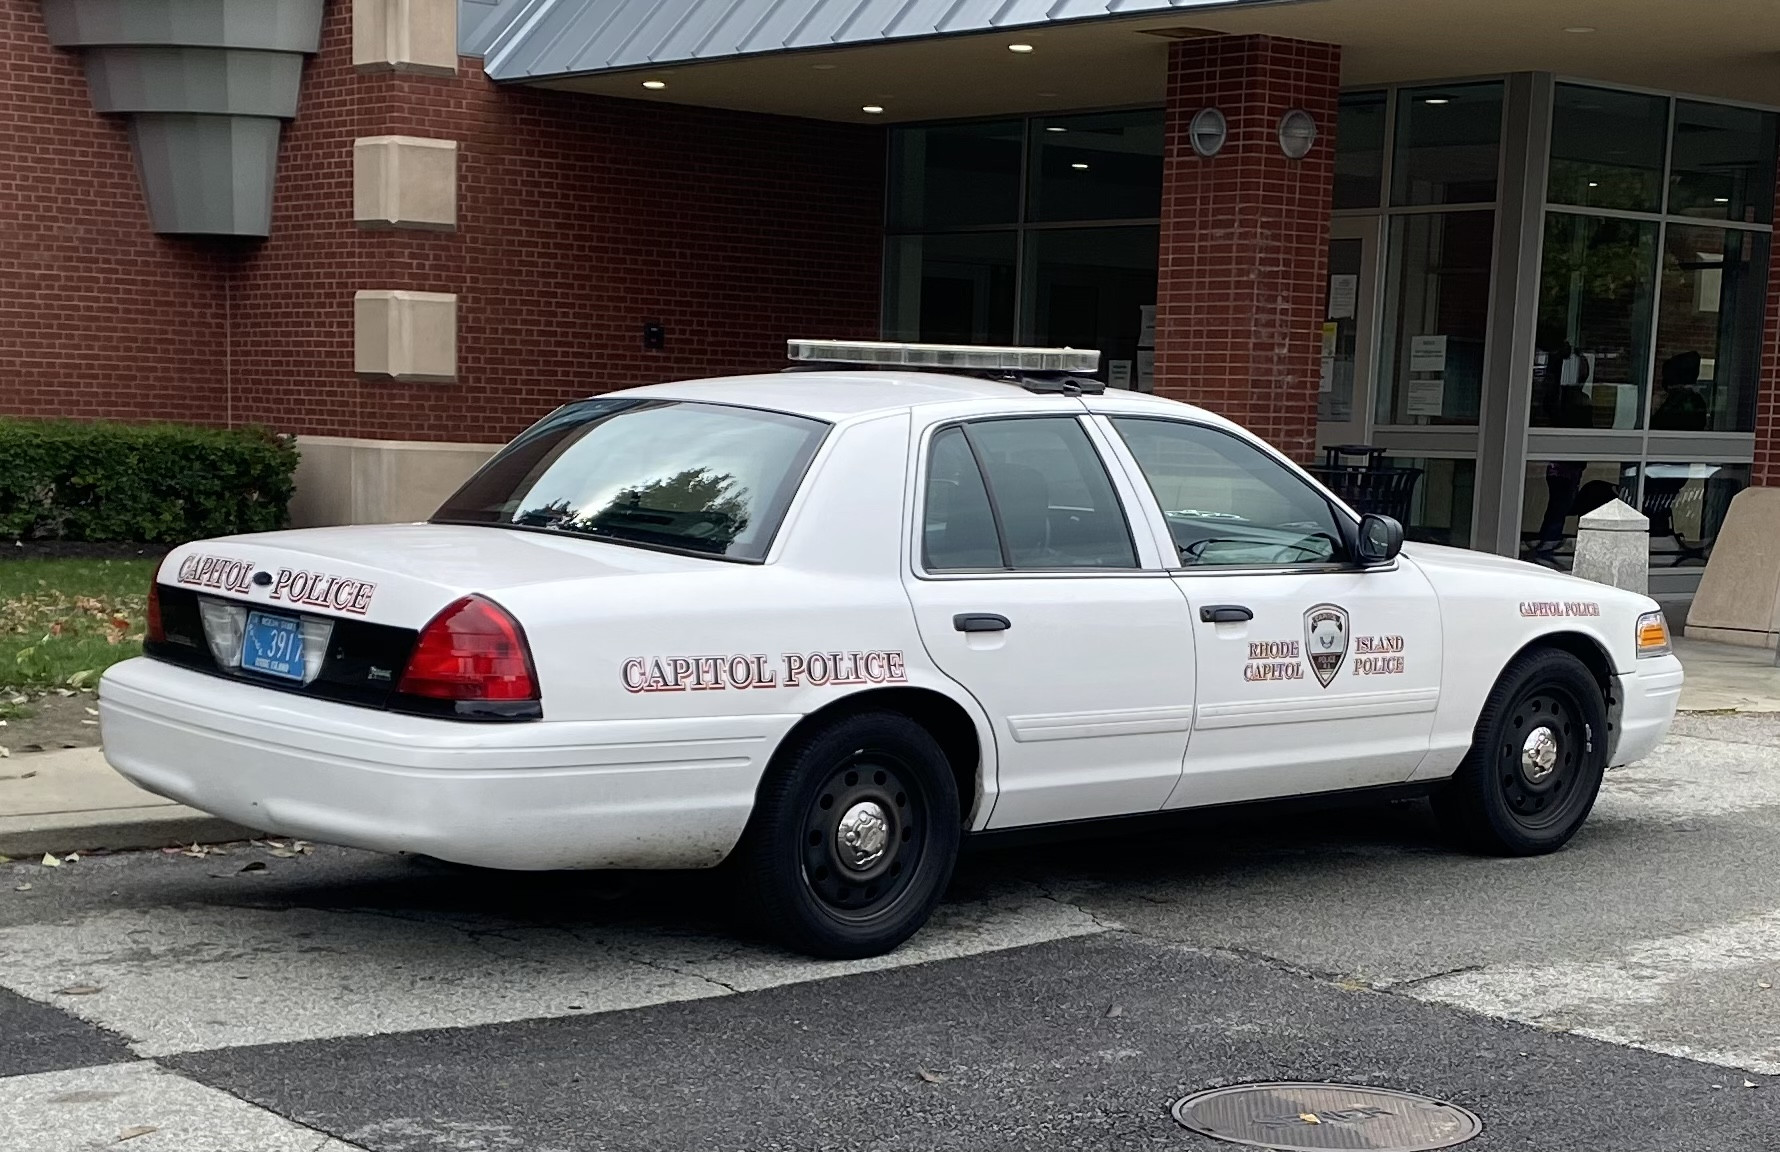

[736,711,961,959]
[1434,647,1609,856]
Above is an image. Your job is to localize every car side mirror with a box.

[1356,514,1404,565]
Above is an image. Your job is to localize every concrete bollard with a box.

[1572,498,1649,595]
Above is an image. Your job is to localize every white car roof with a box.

[615,370,1230,427]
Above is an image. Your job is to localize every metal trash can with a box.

[1306,444,1422,524]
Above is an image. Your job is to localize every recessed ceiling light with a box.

[812,63,837,71]
[1564,26,1596,33]
[1036,91,1059,98]
[1422,96,1450,105]
[1071,162,1090,170]
[1008,43,1035,53]
[862,105,885,114]
[641,79,666,90]
[1715,196,1731,203]
[1045,126,1068,133]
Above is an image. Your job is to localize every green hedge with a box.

[0,420,299,545]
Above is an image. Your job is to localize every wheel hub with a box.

[1521,726,1560,783]
[835,800,891,871]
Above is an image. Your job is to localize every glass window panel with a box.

[1669,101,1778,224]
[1548,84,1668,213]
[1532,213,1660,430]
[1376,211,1494,426]
[884,232,1017,345]
[1319,238,1363,421]
[1639,461,1749,568]
[1382,458,1476,548]
[1520,460,1638,569]
[1022,226,1159,389]
[1028,109,1164,223]
[923,426,1003,571]
[966,418,1136,570]
[1391,82,1504,206]
[1653,224,1770,433]
[1334,91,1387,209]
[887,121,1024,231]
[1111,417,1345,568]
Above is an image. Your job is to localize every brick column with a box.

[1155,35,1340,464]
[1755,168,1780,488]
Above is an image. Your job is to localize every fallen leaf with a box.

[1711,1084,1724,1090]
[1745,1079,1759,1088]
[41,853,61,867]
[917,1068,945,1084]
[1759,981,1772,990]
[116,1125,158,1142]
[270,848,297,858]
[80,720,98,726]
[84,707,98,717]
[56,985,102,996]
[1299,1113,1322,1124]
[1105,1004,1123,1018]
[66,853,79,863]
[0,746,8,759]
[0,854,9,864]
[14,883,31,891]
[239,861,267,873]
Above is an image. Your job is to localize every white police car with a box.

[100,341,1683,958]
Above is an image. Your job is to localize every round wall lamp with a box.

[1188,107,1227,157]
[1277,108,1317,159]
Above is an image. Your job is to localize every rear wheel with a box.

[737,711,961,959]
[1435,648,1608,855]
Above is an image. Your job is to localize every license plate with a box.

[243,611,306,682]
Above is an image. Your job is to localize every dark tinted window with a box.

[1392,82,1503,206]
[1334,91,1387,209]
[922,417,1136,571]
[1548,84,1668,213]
[1670,101,1778,224]
[434,399,826,561]
[888,121,1024,230]
[1111,418,1345,567]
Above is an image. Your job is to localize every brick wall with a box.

[0,0,230,424]
[1154,35,1340,465]
[225,4,885,442]
[1757,173,1780,487]
[5,0,883,444]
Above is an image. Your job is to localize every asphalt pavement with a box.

[2,712,1777,1151]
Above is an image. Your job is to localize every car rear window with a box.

[433,398,828,561]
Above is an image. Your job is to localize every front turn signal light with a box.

[1636,611,1671,657]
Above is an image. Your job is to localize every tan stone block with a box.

[353,0,457,75]
[354,136,457,229]
[1685,486,1780,650]
[354,290,457,383]
[289,436,502,527]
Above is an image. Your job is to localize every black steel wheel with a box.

[736,711,961,958]
[1435,647,1609,855]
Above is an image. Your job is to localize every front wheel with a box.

[736,711,961,959]
[1434,648,1609,855]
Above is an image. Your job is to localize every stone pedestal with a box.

[1572,498,1649,595]
[1686,487,1780,651]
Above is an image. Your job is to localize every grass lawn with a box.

[0,557,157,702]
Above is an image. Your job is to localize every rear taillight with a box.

[396,595,539,704]
[146,581,166,644]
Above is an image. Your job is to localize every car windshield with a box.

[433,398,829,561]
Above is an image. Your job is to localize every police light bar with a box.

[788,339,1100,375]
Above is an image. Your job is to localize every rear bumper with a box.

[1610,654,1684,767]
[98,658,793,870]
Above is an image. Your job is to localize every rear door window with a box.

[435,399,828,561]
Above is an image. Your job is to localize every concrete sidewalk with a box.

[0,747,255,858]
[2,637,1774,858]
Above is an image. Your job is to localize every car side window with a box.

[1109,417,1347,568]
[923,417,1137,571]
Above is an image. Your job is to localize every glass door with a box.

[1317,217,1380,450]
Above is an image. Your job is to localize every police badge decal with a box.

[1303,603,1350,688]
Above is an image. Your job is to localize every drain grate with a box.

[1171,1083,1481,1151]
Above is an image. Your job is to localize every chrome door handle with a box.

[1199,604,1253,623]
[953,613,1011,633]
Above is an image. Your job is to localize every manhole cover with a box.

[1171,1083,1481,1151]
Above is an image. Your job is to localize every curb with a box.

[0,809,261,858]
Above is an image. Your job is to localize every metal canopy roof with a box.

[475,0,1275,82]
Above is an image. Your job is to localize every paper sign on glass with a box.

[1410,335,1448,373]
[1328,275,1358,320]
[1109,360,1133,390]
[1406,376,1445,416]
[1138,305,1157,348]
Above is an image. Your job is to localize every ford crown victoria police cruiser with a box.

[99,340,1684,958]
